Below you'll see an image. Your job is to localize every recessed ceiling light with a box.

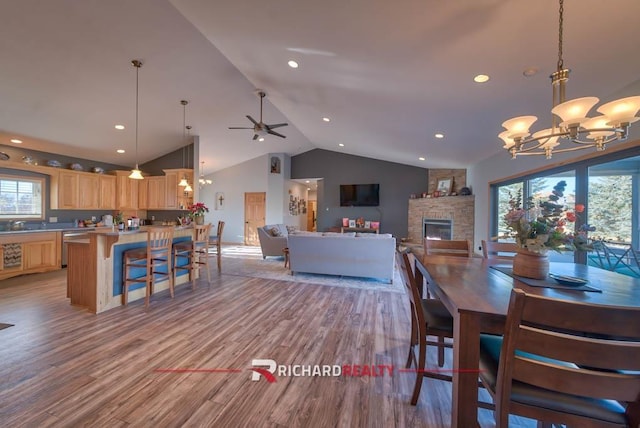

[322,117,330,122]
[473,74,490,83]
[259,137,265,142]
[338,143,344,147]
[288,60,299,68]
[419,157,425,161]
[434,133,444,139]
[114,124,125,130]
[523,67,539,77]
[305,180,310,183]
[10,139,22,144]
[116,149,125,154]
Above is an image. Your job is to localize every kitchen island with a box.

[66,226,195,313]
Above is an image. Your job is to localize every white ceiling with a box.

[1,0,639,172]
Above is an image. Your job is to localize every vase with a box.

[194,215,205,225]
[513,248,549,280]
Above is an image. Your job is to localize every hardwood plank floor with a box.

[0,255,536,427]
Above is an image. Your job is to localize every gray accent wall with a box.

[291,149,428,238]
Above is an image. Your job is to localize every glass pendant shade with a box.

[184,183,193,192]
[498,131,516,149]
[532,128,560,149]
[178,177,189,187]
[596,96,640,126]
[501,116,537,139]
[129,166,144,180]
[581,116,615,140]
[551,96,599,127]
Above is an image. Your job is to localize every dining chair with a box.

[122,227,174,308]
[424,239,472,258]
[209,220,225,271]
[481,240,518,261]
[396,249,454,405]
[479,288,640,428]
[173,223,212,289]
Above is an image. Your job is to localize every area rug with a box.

[220,245,404,293]
[0,323,14,331]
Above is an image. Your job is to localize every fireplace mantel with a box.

[407,195,474,243]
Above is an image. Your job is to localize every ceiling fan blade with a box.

[267,123,288,129]
[246,115,259,126]
[267,129,286,138]
[253,134,259,140]
[229,127,253,129]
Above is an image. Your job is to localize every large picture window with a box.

[490,147,640,269]
[0,174,44,220]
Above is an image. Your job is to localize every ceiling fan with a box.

[229,90,288,140]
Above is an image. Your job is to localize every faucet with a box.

[7,220,25,231]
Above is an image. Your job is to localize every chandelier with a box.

[499,0,640,159]
[199,161,212,189]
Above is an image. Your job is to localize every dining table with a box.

[412,254,640,427]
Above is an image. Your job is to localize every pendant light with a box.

[199,161,212,188]
[184,125,193,193]
[178,100,189,187]
[129,59,144,180]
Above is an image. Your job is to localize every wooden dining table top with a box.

[413,254,640,427]
[416,255,640,319]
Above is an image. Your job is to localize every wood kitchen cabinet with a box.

[51,170,116,210]
[163,168,193,210]
[0,231,61,280]
[147,176,166,209]
[78,173,99,209]
[57,170,79,209]
[112,170,139,210]
[98,175,116,209]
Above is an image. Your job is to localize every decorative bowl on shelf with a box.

[69,163,83,171]
[22,155,34,164]
[46,160,62,168]
[0,152,10,161]
[92,167,105,174]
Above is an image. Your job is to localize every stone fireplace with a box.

[408,195,474,244]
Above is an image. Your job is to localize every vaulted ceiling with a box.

[1,0,639,172]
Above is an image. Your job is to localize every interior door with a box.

[307,200,317,231]
[244,192,265,245]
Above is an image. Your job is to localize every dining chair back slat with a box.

[482,288,640,427]
[424,239,472,258]
[481,240,518,260]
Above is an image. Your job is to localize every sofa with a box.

[287,232,396,282]
[257,224,289,259]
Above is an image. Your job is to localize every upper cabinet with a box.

[163,169,193,210]
[52,170,116,210]
[112,170,139,210]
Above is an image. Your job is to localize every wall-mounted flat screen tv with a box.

[340,183,380,207]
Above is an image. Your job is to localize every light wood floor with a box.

[0,254,536,427]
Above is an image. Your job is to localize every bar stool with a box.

[173,223,211,289]
[122,227,174,308]
[208,220,225,271]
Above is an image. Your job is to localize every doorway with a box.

[307,200,317,231]
[244,192,265,246]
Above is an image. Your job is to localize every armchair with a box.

[257,224,288,259]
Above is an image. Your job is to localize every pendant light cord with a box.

[557,0,564,71]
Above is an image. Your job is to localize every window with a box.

[0,174,44,220]
[490,146,640,267]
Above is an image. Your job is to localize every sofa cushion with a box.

[356,232,392,238]
[323,231,355,237]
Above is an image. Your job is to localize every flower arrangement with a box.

[188,202,209,218]
[503,180,595,254]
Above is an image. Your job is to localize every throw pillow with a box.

[269,227,282,237]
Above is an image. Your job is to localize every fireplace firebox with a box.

[423,218,452,240]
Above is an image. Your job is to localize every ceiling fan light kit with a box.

[229,90,288,140]
[499,0,640,159]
